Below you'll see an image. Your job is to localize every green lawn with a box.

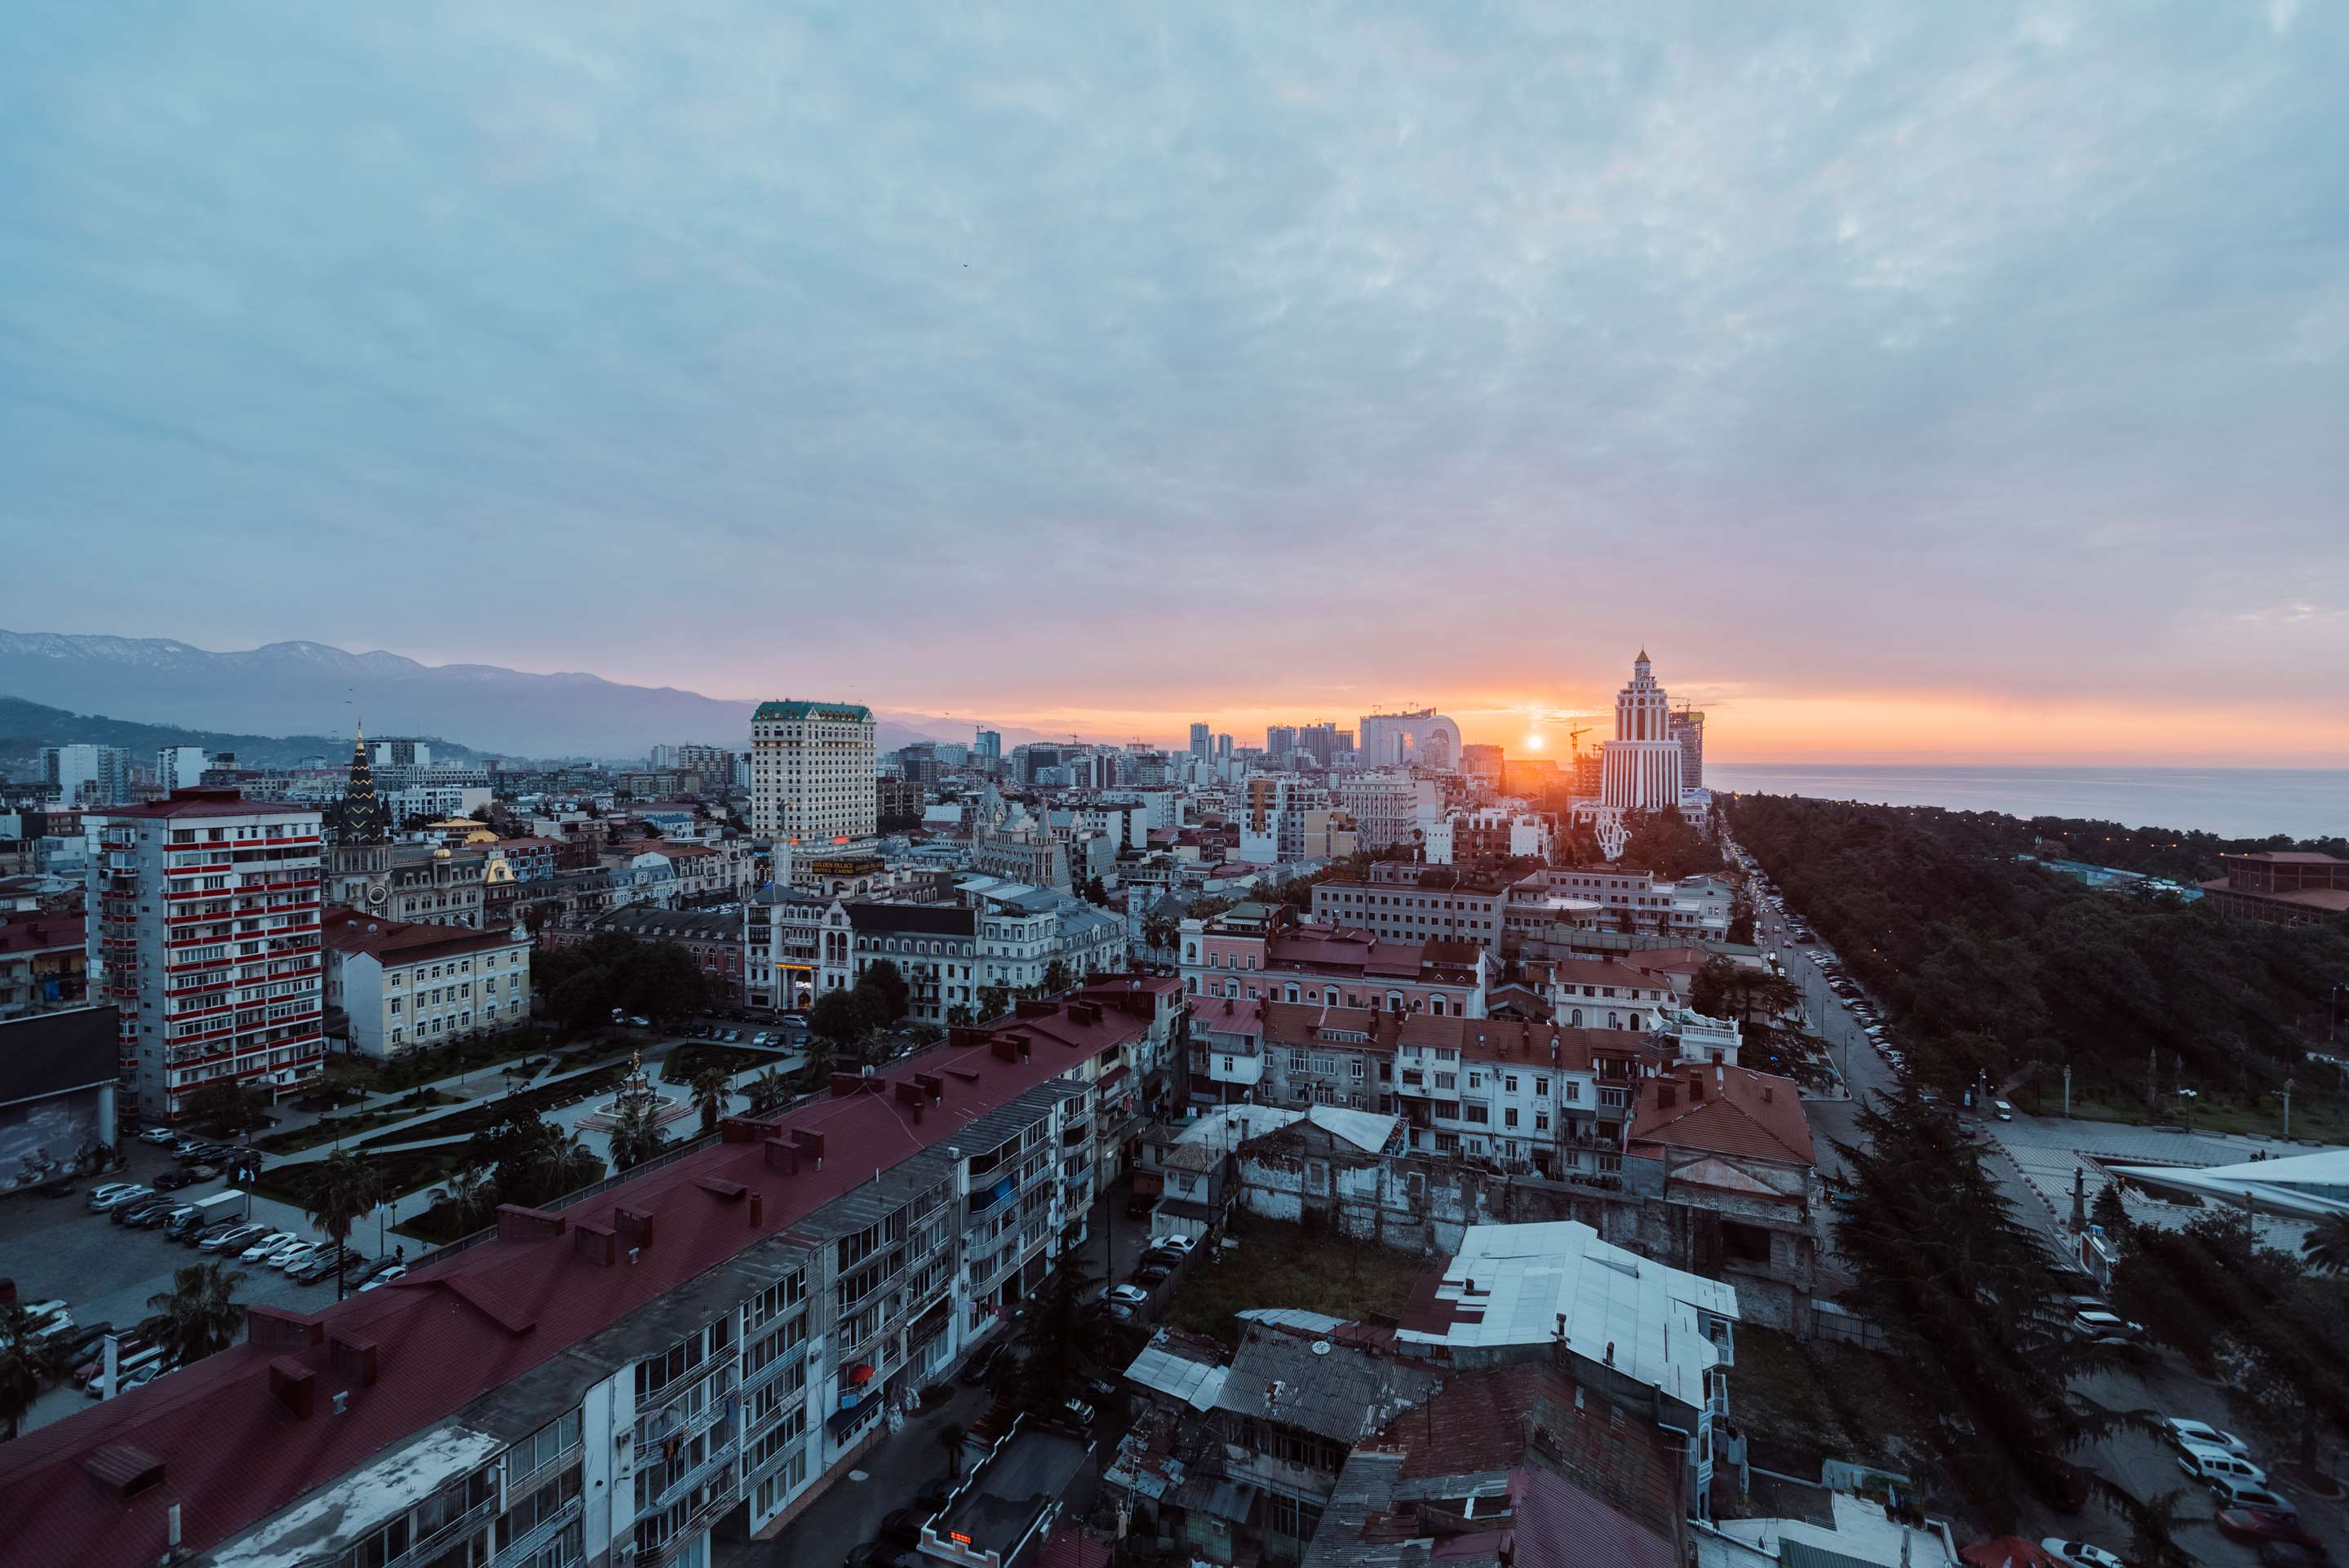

[2057,1087,2349,1145]
[355,1062,632,1149]
[1161,1211,1426,1348]
[250,1145,467,1209]
[659,1043,789,1083]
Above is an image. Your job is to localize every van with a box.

[2204,1475,2295,1515]
[2178,1446,2267,1488]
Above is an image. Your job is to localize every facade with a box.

[387,845,490,928]
[321,909,533,1059]
[83,788,327,1118]
[1600,653,1684,813]
[1333,772,1438,855]
[747,887,832,1014]
[1181,907,1490,1020]
[42,744,135,808]
[823,902,979,1024]
[0,1006,121,1179]
[0,981,1183,1568]
[1310,863,1520,948]
[1356,709,1463,771]
[157,746,214,792]
[750,699,878,844]
[2199,851,2349,924]
[1190,722,1212,757]
[0,914,87,1018]
[1669,708,1705,789]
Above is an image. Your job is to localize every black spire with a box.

[339,724,386,844]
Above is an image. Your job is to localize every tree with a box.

[936,1421,968,1477]
[304,1149,386,1300]
[606,1097,670,1170]
[431,1163,494,1230]
[182,1079,261,1136]
[548,968,618,1034]
[1619,809,1723,881]
[2090,1182,2130,1241]
[742,1067,791,1114]
[999,1260,1122,1416]
[2301,1212,2349,1273]
[976,985,1012,1021]
[143,1260,247,1368]
[1038,959,1072,995]
[1689,956,1740,1019]
[1832,1093,2150,1526]
[530,1126,605,1200]
[0,1302,66,1442]
[1141,915,1179,954]
[688,1066,733,1135]
[623,941,710,1025]
[1082,875,1108,906]
[810,987,871,1047]
[859,960,911,1025]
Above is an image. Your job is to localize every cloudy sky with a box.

[5,2,2345,762]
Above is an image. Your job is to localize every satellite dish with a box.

[1311,1340,1332,1356]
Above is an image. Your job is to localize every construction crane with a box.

[1567,724,1590,754]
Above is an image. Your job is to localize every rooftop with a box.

[86,788,317,822]
[751,699,873,723]
[0,986,1163,1567]
[1213,1320,1444,1445]
[0,915,83,956]
[1629,1064,1815,1168]
[321,908,521,964]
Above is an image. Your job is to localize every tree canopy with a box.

[531,930,711,1029]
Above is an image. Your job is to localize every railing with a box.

[636,1369,738,1448]
[649,1437,738,1513]
[385,1495,499,1568]
[506,1442,584,1503]
[741,1344,806,1397]
[492,1496,583,1568]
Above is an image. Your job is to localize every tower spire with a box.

[339,722,385,844]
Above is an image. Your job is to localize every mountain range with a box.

[0,631,1059,760]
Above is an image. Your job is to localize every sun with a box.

[1523,733,1544,750]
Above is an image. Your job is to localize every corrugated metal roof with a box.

[1124,1342,1230,1413]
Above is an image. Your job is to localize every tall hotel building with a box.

[1598,651,1686,812]
[750,701,878,845]
[86,788,327,1118]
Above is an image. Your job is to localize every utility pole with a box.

[2147,1047,2158,1114]
[2282,1077,2294,1141]
[2062,1064,2072,1119]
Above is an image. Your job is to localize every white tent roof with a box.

[2108,1146,2349,1219]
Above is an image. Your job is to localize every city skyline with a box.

[4,3,2345,766]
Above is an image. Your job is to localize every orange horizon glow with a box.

[936,691,2349,768]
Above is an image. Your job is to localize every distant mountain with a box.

[0,695,465,771]
[0,631,1067,760]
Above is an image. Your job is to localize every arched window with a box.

[1608,1012,1620,1029]
[1571,1008,1583,1026]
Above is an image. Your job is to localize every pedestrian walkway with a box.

[1986,1112,2322,1251]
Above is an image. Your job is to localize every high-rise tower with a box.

[1598,651,1684,813]
[327,724,392,910]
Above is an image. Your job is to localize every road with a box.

[1735,845,2345,1564]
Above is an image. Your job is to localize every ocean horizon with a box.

[1704,764,2347,841]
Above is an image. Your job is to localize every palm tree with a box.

[0,1301,64,1441]
[687,1066,733,1136]
[531,1127,604,1198]
[936,1421,968,1478]
[2300,1213,2349,1273]
[742,1068,790,1116]
[304,1149,387,1300]
[607,1098,669,1170]
[144,1261,247,1369]
[431,1163,494,1229]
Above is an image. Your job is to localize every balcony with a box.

[492,1497,582,1568]
[649,1436,739,1513]
[385,1495,499,1568]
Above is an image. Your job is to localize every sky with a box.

[3,2,2346,764]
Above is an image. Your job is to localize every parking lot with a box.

[1,1136,381,1436]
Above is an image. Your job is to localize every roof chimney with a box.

[268,1357,317,1420]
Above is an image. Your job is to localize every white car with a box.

[140,1127,176,1145]
[273,1243,325,1273]
[2178,1445,2267,1488]
[1148,1234,1199,1256]
[20,1300,69,1331]
[2163,1417,2251,1457]
[2069,1309,2143,1342]
[91,1185,154,1212]
[358,1265,406,1292]
[1102,1283,1150,1306]
[2039,1541,2127,1568]
[241,1231,299,1264]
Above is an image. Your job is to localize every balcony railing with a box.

[384,1495,499,1568]
[505,1442,584,1503]
[492,1497,583,1568]
[649,1437,738,1513]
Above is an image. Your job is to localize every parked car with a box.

[90,1184,153,1211]
[2039,1540,2127,1568]
[1148,1234,1199,1256]
[272,1243,324,1273]
[2216,1508,2323,1548]
[2207,1478,2296,1515]
[2165,1417,2253,1456]
[1134,1263,1173,1287]
[751,1032,773,1047]
[203,1223,268,1254]
[113,1197,169,1225]
[152,1167,197,1192]
[293,1249,356,1284]
[357,1265,407,1291]
[1992,1098,2015,1121]
[126,1202,179,1230]
[59,1322,114,1362]
[1102,1284,1149,1307]
[140,1127,176,1145]
[241,1231,300,1264]
[2180,1446,2271,1489]
[83,1346,167,1394]
[71,1336,149,1386]
[876,1508,927,1548]
[1060,1397,1097,1428]
[2069,1310,2143,1342]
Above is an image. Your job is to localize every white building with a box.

[751,700,877,845]
[321,909,533,1059]
[157,746,213,792]
[1600,651,1684,813]
[42,744,134,808]
[83,788,327,1118]
[1356,709,1463,770]
[1335,772,1439,855]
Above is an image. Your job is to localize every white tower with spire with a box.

[1599,650,1685,813]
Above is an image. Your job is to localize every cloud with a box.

[0,1,2343,754]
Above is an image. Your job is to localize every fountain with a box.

[579,1049,693,1132]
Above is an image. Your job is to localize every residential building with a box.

[1669,707,1705,789]
[83,787,326,1118]
[1629,1061,1817,1328]
[321,909,533,1059]
[747,885,833,1014]
[750,700,877,844]
[42,744,134,808]
[822,902,979,1023]
[1518,866,1731,940]
[1458,742,1503,795]
[1357,709,1463,770]
[1181,905,1489,1019]
[0,914,87,1018]
[875,774,924,824]
[157,746,214,792]
[386,844,489,928]
[2199,850,2349,925]
[1189,722,1212,757]
[0,982,1182,1568]
[1333,772,1438,855]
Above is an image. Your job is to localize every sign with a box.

[811,857,882,877]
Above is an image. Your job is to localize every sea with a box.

[1704,765,2347,842]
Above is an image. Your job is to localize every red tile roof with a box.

[0,915,82,956]
[1628,1064,1814,1167]
[86,789,316,821]
[0,990,1163,1568]
[321,908,520,965]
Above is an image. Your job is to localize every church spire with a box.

[339,723,385,844]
